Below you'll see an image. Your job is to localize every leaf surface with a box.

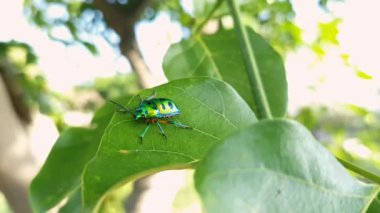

[195,119,379,213]
[164,28,287,117]
[29,100,117,212]
[82,78,256,211]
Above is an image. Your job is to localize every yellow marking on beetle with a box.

[157,103,166,112]
[157,102,177,114]
[147,108,157,117]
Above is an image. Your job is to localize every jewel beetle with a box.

[110,92,192,143]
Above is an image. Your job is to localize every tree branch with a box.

[93,0,155,88]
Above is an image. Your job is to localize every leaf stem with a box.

[226,0,273,120]
[193,0,224,36]
[337,157,380,185]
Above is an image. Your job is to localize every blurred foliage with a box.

[22,0,352,62]
[190,0,302,54]
[340,53,374,80]
[319,0,346,11]
[0,41,44,110]
[355,70,373,80]
[318,19,341,45]
[99,182,133,213]
[22,0,306,56]
[0,41,65,127]
[172,170,201,213]
[0,41,140,131]
[310,18,342,58]
[74,73,139,111]
[155,0,195,28]
[244,0,302,54]
[87,73,139,99]
[22,0,193,54]
[23,0,103,54]
[294,104,380,177]
[0,193,12,213]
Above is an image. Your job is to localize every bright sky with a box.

[288,0,380,112]
[1,0,379,112]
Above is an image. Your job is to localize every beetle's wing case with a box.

[152,98,181,118]
[136,100,160,118]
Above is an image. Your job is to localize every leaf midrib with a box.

[118,149,198,162]
[169,84,239,129]
[197,37,223,80]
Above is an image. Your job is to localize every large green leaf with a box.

[163,28,287,117]
[82,78,257,211]
[29,100,118,212]
[195,119,379,212]
[29,128,97,212]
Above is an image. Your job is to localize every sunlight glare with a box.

[343,138,372,159]
[136,13,183,86]
[181,0,194,15]
[338,0,380,78]
[287,0,380,113]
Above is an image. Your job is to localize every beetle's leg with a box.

[158,119,192,129]
[139,122,151,144]
[146,91,157,100]
[170,121,192,129]
[139,91,156,102]
[156,122,167,140]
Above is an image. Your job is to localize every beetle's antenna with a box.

[109,100,134,116]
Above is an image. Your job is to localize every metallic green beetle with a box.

[110,92,192,143]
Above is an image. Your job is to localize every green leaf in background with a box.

[193,0,224,19]
[82,41,98,55]
[195,119,379,212]
[163,28,287,117]
[356,70,373,80]
[318,18,341,45]
[29,100,118,212]
[82,78,257,211]
[29,128,97,212]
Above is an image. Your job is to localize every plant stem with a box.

[193,0,224,36]
[337,157,380,185]
[226,0,273,120]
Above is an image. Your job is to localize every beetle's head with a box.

[134,108,145,120]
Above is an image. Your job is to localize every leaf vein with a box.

[169,85,238,129]
[189,53,208,76]
[196,38,223,80]
[124,149,198,162]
